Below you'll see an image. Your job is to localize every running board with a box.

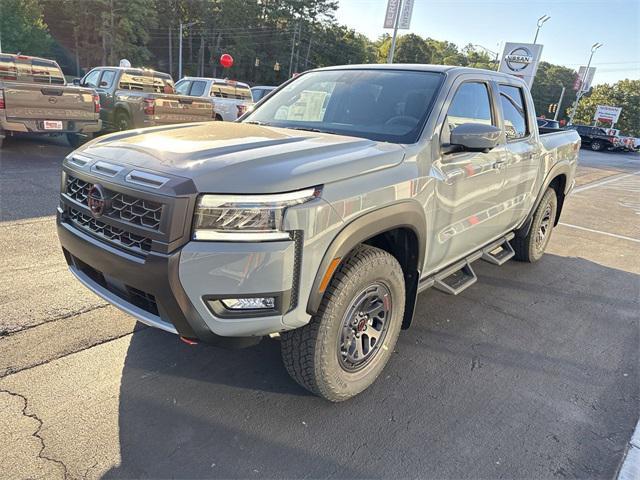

[433,259,478,295]
[481,234,515,266]
[417,233,516,295]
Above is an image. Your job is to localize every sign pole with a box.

[569,43,602,125]
[387,0,403,64]
[553,86,565,121]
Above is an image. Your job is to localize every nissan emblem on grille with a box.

[87,184,108,217]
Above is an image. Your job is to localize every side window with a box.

[189,81,207,96]
[31,60,65,85]
[175,80,191,96]
[499,85,528,140]
[442,82,493,144]
[83,70,102,88]
[100,70,116,88]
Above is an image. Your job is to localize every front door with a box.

[427,79,508,272]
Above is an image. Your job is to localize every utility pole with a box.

[553,86,565,121]
[169,25,173,77]
[533,15,551,44]
[387,0,403,63]
[569,42,603,125]
[294,24,301,74]
[304,37,312,70]
[178,23,183,79]
[288,22,298,78]
[178,22,198,80]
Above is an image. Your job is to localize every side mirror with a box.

[99,80,108,87]
[72,78,81,86]
[450,123,501,152]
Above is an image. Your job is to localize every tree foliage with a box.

[0,0,53,57]
[2,0,635,130]
[573,79,640,136]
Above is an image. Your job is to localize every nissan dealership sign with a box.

[498,42,544,87]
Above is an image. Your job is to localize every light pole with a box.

[569,42,603,125]
[533,15,551,44]
[178,21,198,80]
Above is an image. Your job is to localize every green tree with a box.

[573,79,640,136]
[393,34,431,64]
[529,62,578,122]
[0,0,53,57]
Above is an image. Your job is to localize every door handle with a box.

[493,159,507,169]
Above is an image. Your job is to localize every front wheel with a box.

[511,188,557,263]
[281,245,405,402]
[590,140,604,151]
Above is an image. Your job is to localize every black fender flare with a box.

[306,201,427,316]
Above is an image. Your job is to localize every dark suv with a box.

[565,124,616,152]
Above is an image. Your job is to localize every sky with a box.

[336,0,640,85]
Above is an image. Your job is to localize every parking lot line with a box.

[559,222,640,244]
[573,170,640,193]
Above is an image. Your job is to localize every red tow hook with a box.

[180,336,199,346]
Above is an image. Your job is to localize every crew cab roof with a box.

[180,76,251,88]
[311,63,524,83]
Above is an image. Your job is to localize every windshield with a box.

[243,69,443,143]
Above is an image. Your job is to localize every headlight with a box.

[193,187,321,241]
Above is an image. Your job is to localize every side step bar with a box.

[433,260,478,295]
[481,233,515,266]
[418,233,515,296]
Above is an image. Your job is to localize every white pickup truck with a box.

[175,77,253,121]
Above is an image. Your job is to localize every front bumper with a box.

[57,209,305,344]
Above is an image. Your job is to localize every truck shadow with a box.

[104,254,639,479]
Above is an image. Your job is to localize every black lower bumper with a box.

[57,212,259,347]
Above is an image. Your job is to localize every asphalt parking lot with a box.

[1,134,638,479]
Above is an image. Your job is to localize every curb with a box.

[617,419,640,480]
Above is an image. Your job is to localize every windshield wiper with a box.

[244,120,271,126]
[286,126,335,135]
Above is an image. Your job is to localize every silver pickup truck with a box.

[0,53,101,148]
[77,67,214,131]
[57,65,580,401]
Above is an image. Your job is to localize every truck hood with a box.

[78,122,405,193]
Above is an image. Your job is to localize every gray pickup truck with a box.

[0,53,101,148]
[57,65,580,401]
[76,67,214,131]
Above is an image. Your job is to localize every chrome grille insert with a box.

[68,208,152,253]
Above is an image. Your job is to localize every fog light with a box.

[220,297,275,310]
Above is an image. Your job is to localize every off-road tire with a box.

[590,140,603,151]
[512,188,557,263]
[115,111,132,131]
[281,245,405,402]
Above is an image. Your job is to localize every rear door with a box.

[152,75,213,124]
[496,83,540,228]
[4,57,96,125]
[429,78,509,270]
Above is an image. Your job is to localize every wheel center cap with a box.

[357,318,367,332]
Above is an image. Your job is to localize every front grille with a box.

[66,176,163,231]
[69,208,152,253]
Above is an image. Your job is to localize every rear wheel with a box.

[511,188,557,263]
[115,111,132,131]
[281,245,405,402]
[590,140,604,151]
